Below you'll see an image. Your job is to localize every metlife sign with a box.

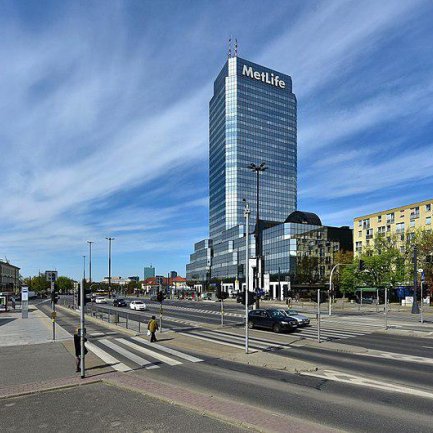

[242,65,286,89]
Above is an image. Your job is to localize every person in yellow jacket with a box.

[147,315,159,342]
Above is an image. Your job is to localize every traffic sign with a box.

[45,271,58,282]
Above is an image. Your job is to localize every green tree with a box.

[56,276,75,294]
[22,275,50,293]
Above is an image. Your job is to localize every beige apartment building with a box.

[354,198,433,254]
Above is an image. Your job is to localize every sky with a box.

[1,0,433,281]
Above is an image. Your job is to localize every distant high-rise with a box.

[209,56,297,238]
[143,265,155,280]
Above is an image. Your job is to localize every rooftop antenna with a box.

[228,36,232,59]
[234,38,238,57]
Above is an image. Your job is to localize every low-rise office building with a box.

[0,259,20,292]
[354,198,433,254]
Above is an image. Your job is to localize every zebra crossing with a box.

[177,321,378,352]
[86,335,203,372]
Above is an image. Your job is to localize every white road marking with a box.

[179,332,257,352]
[301,369,433,399]
[99,339,159,369]
[359,350,433,366]
[422,346,433,349]
[199,330,283,349]
[86,341,131,372]
[130,337,203,363]
[116,338,182,366]
[88,331,105,337]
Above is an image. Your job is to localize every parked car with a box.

[284,309,310,327]
[248,309,298,333]
[113,298,127,307]
[130,300,147,311]
[95,296,107,304]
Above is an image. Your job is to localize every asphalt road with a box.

[38,303,433,433]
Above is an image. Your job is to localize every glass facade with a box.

[209,57,297,239]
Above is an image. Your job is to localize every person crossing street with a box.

[147,315,159,342]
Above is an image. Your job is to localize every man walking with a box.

[74,326,87,372]
[147,315,158,342]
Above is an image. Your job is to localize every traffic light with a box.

[358,260,365,271]
[51,285,59,304]
[156,291,166,303]
[239,291,256,306]
[311,291,328,304]
[216,286,228,300]
[77,281,89,306]
[283,287,289,298]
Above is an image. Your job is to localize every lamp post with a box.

[82,256,86,281]
[243,200,250,354]
[106,237,114,298]
[87,241,94,284]
[248,162,267,308]
[328,263,350,316]
[412,245,420,314]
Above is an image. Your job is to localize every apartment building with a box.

[354,198,433,254]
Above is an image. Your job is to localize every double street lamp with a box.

[248,162,267,307]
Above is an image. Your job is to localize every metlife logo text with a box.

[242,65,286,89]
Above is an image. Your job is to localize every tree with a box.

[22,275,50,293]
[56,276,75,294]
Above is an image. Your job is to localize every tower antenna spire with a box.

[234,38,238,57]
[228,36,232,59]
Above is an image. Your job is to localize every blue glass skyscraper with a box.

[209,56,297,239]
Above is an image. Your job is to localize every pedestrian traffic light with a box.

[358,260,365,271]
[156,291,166,303]
[51,290,59,304]
[77,281,89,306]
[239,291,256,306]
[311,291,328,304]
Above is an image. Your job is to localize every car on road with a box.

[95,296,107,304]
[129,300,147,311]
[284,309,310,327]
[248,309,298,333]
[113,298,127,307]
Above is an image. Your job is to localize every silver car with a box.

[284,309,310,327]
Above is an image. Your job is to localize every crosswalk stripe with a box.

[130,337,203,363]
[179,331,257,352]
[116,338,182,366]
[86,341,131,372]
[99,339,159,369]
[198,330,283,349]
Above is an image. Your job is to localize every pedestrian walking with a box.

[73,326,87,372]
[147,315,159,342]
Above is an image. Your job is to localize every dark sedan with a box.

[113,298,127,307]
[248,309,298,333]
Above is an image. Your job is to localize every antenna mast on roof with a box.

[234,39,238,57]
[228,36,232,58]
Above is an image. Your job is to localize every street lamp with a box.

[82,256,86,281]
[106,237,114,298]
[248,162,267,307]
[243,199,251,354]
[412,245,420,314]
[87,241,94,284]
[328,263,351,316]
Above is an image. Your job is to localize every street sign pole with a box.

[244,202,250,354]
[384,287,388,330]
[51,280,56,341]
[159,302,163,333]
[221,296,224,326]
[317,289,321,343]
[80,279,85,379]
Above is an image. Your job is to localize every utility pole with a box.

[87,241,94,284]
[244,200,250,354]
[317,288,321,343]
[106,237,114,298]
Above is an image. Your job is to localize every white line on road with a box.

[301,369,433,400]
[86,341,131,372]
[358,350,433,366]
[99,339,159,369]
[116,338,182,366]
[130,337,203,363]
[179,332,257,352]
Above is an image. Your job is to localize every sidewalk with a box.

[0,307,70,347]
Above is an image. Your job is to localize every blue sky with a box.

[1,0,433,281]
